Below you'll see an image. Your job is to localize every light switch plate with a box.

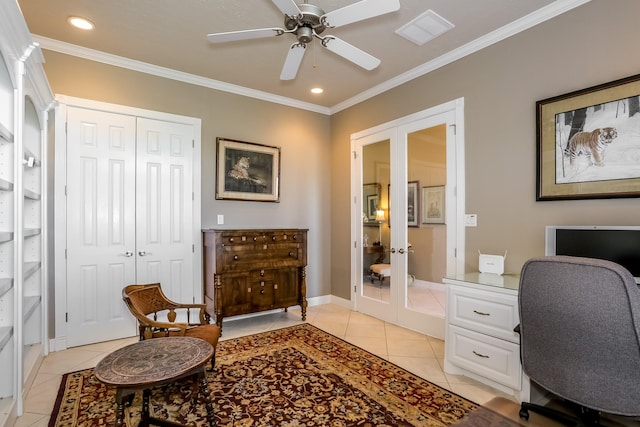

[217,214,224,225]
[465,214,477,227]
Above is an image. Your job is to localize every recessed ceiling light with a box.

[310,87,323,94]
[68,16,95,30]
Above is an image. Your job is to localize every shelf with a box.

[23,262,40,280]
[0,122,12,143]
[0,326,12,353]
[0,231,13,243]
[23,146,41,168]
[23,228,41,237]
[0,178,12,191]
[0,278,12,298]
[23,188,40,200]
[23,296,41,322]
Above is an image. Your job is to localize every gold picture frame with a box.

[421,185,445,224]
[537,74,640,201]
[216,137,280,202]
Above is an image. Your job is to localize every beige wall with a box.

[42,52,332,298]
[330,0,640,299]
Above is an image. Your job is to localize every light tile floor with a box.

[362,280,447,316]
[15,303,515,427]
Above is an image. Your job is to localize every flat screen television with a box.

[545,226,640,284]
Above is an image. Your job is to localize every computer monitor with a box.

[545,226,640,284]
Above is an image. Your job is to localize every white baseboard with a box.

[49,337,67,352]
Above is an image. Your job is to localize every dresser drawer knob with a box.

[288,251,293,257]
[253,236,257,241]
[473,310,490,316]
[293,235,297,240]
[229,237,234,243]
[233,255,239,261]
[274,284,278,290]
[260,270,265,276]
[272,236,276,241]
[260,289,265,295]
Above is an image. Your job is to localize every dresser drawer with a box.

[447,325,521,390]
[448,285,519,343]
[220,244,303,270]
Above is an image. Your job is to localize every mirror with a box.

[362,182,381,227]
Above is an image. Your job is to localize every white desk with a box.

[443,273,530,402]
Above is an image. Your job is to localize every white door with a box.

[135,118,194,303]
[352,100,465,337]
[66,107,138,346]
[65,110,196,347]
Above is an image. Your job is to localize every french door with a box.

[351,100,465,337]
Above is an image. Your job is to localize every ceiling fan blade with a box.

[271,0,302,17]
[322,0,400,28]
[322,37,380,70]
[207,28,284,43]
[280,43,306,80]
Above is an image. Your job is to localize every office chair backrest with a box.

[519,256,640,416]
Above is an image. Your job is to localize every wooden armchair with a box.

[122,283,221,369]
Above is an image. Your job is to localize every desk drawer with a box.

[448,285,519,343]
[447,325,521,390]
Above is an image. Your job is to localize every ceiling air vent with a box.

[395,9,454,46]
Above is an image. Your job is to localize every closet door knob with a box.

[138,251,151,256]
[124,251,133,257]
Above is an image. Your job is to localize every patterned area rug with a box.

[49,323,515,427]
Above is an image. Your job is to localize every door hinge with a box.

[353,151,357,159]
[454,248,457,257]
[65,312,68,322]
[354,285,356,292]
[192,244,195,253]
[65,248,67,259]
[192,192,194,201]
[64,185,67,196]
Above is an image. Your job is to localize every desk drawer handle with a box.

[233,255,239,261]
[473,351,490,359]
[473,310,490,316]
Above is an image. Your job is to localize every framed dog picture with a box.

[216,137,281,202]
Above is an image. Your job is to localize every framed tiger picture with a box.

[536,73,640,201]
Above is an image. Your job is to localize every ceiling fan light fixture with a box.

[67,16,95,30]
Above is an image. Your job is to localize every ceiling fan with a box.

[206,0,400,80]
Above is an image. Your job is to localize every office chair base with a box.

[519,402,603,426]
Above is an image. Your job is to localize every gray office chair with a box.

[518,256,640,425]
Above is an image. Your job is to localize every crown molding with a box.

[33,35,332,116]
[329,0,592,114]
[33,0,590,116]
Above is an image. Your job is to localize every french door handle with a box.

[124,251,133,257]
[398,248,406,254]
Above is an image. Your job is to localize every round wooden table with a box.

[94,336,215,427]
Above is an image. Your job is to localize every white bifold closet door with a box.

[65,107,194,347]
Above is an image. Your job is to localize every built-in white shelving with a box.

[0,2,54,426]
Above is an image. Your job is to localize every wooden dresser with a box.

[202,228,308,329]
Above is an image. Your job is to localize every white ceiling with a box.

[17,0,588,113]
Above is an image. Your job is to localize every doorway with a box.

[53,96,202,349]
[351,99,465,338]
